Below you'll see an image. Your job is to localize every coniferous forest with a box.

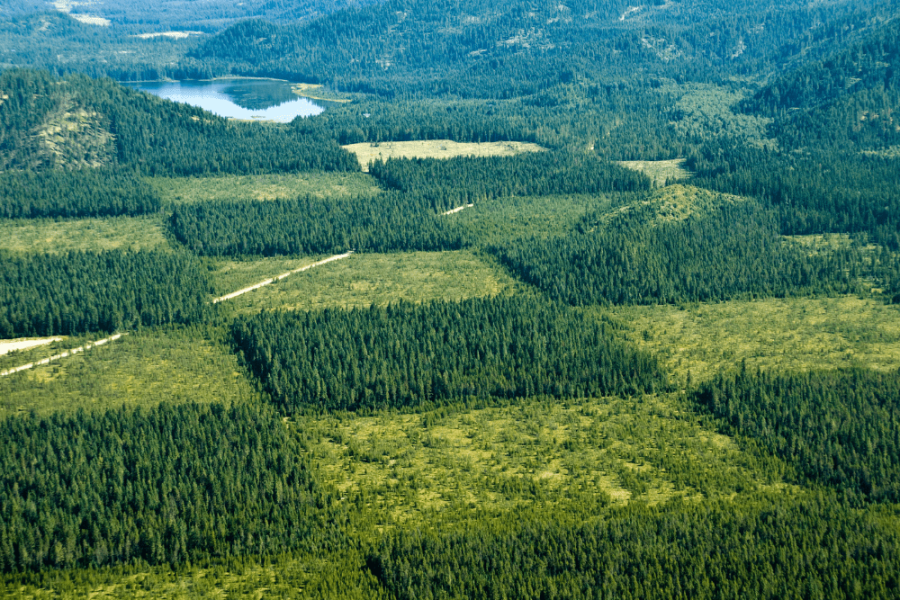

[2,0,900,597]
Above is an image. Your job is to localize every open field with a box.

[300,394,792,525]
[605,296,900,383]
[0,326,257,418]
[222,251,524,314]
[213,252,352,303]
[342,140,546,171]
[616,158,691,187]
[0,337,63,356]
[209,255,329,297]
[458,193,610,243]
[0,215,172,254]
[149,172,382,205]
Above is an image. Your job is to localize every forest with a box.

[1,0,900,597]
[0,251,211,337]
[231,298,666,413]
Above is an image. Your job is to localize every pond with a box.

[124,78,325,122]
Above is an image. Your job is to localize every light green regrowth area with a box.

[0,215,172,254]
[300,394,791,526]
[606,296,900,383]
[149,172,382,205]
[221,251,523,314]
[0,327,257,418]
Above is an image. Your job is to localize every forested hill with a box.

[740,17,900,152]
[0,69,357,175]
[188,0,892,96]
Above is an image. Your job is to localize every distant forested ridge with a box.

[0,168,160,219]
[187,0,889,97]
[0,69,358,177]
[232,297,666,413]
[694,367,900,503]
[169,193,471,257]
[372,493,900,600]
[0,251,211,337]
[0,403,335,572]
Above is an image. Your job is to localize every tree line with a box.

[371,492,900,600]
[231,297,667,413]
[168,192,471,257]
[693,366,900,504]
[0,402,340,572]
[368,151,651,211]
[0,251,212,337]
[0,167,160,219]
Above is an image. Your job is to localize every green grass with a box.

[456,194,610,244]
[604,296,900,383]
[208,255,329,298]
[341,140,545,172]
[0,326,258,418]
[0,215,172,254]
[298,394,792,526]
[220,251,524,314]
[149,172,382,205]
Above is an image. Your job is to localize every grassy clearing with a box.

[604,296,900,383]
[223,251,524,315]
[208,255,329,298]
[458,194,610,244]
[0,326,257,418]
[0,215,172,254]
[616,158,691,187]
[342,140,546,172]
[149,172,382,205]
[299,394,791,526]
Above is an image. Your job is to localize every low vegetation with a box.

[0,326,257,418]
[0,216,172,254]
[301,393,791,524]
[149,172,382,206]
[218,251,522,314]
[606,296,900,383]
[342,140,545,172]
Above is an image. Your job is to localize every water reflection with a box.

[125,79,325,122]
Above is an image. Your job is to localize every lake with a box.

[124,79,325,122]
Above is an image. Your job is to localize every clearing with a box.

[604,295,900,383]
[0,337,63,356]
[133,31,204,39]
[0,326,257,418]
[300,394,792,524]
[212,252,353,303]
[0,215,171,254]
[1,334,125,378]
[342,140,546,172]
[220,250,523,314]
[616,158,691,187]
[149,172,382,205]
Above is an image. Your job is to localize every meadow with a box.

[149,172,382,205]
[605,295,900,383]
[0,326,257,418]
[219,250,524,314]
[342,140,545,171]
[0,215,172,254]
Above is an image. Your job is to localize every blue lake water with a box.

[124,79,325,122]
